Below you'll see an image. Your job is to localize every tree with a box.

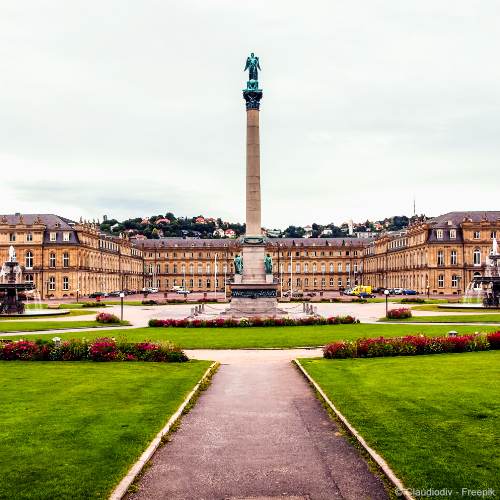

[152,228,159,239]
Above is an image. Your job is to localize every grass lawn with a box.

[299,352,500,498]
[0,309,98,320]
[381,314,500,323]
[3,324,498,347]
[26,304,107,310]
[0,360,214,500]
[411,304,492,313]
[0,319,129,332]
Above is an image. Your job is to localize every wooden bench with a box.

[47,304,61,309]
[447,299,461,303]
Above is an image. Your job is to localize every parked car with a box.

[372,287,386,294]
[403,289,418,295]
[148,288,159,293]
[170,286,183,292]
[89,292,109,298]
[176,289,191,294]
[358,292,375,299]
[109,291,121,297]
[282,289,303,297]
[393,288,404,295]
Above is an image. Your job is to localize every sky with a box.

[1,1,500,230]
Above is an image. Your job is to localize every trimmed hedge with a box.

[387,307,412,319]
[323,331,500,359]
[148,315,359,328]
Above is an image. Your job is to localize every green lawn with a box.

[26,304,107,310]
[411,305,492,313]
[381,314,500,323]
[299,352,500,499]
[3,324,498,347]
[0,320,129,332]
[0,360,214,500]
[0,309,97,320]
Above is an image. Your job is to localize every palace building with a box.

[0,211,498,298]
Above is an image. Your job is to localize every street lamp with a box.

[457,275,462,297]
[45,280,50,299]
[384,289,390,316]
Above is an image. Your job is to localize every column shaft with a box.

[246,109,261,237]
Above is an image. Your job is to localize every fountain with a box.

[439,238,500,309]
[0,246,35,314]
[0,246,67,316]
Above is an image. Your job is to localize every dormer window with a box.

[436,230,443,239]
[63,232,70,241]
[450,230,456,239]
[54,222,60,228]
[9,234,15,242]
[474,231,480,239]
[447,220,453,226]
[50,233,56,242]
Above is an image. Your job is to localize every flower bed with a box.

[0,337,188,362]
[148,315,359,328]
[323,332,499,359]
[82,301,107,308]
[400,297,426,304]
[96,312,120,324]
[386,307,412,319]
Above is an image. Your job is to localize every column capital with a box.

[243,88,263,110]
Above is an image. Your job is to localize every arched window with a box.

[313,263,317,273]
[473,249,481,266]
[330,263,334,272]
[304,278,309,287]
[25,251,33,268]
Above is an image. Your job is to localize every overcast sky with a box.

[1,1,500,229]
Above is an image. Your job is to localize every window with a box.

[474,231,480,239]
[287,252,291,257]
[173,253,177,258]
[304,252,308,257]
[337,263,342,272]
[165,279,169,288]
[63,253,69,268]
[313,263,317,272]
[157,253,161,258]
[190,264,194,273]
[25,274,33,284]
[198,253,202,258]
[206,264,211,273]
[206,279,211,288]
[321,278,325,287]
[156,279,161,288]
[148,263,153,273]
[148,253,153,257]
[473,249,481,266]
[181,253,186,258]
[63,232,70,241]
[330,278,334,286]
[452,275,457,288]
[296,264,300,273]
[337,251,341,256]
[26,233,32,242]
[173,279,177,286]
[280,263,284,273]
[181,264,186,274]
[173,264,178,273]
[329,251,333,257]
[346,263,350,272]
[451,251,457,265]
[206,253,210,258]
[346,251,350,256]
[164,253,169,258]
[321,251,325,257]
[223,264,227,273]
[438,275,444,288]
[25,252,33,268]
[354,251,358,256]
[338,278,342,286]
[165,264,169,273]
[49,253,56,268]
[450,230,456,239]
[63,277,69,290]
[296,252,300,257]
[279,252,284,257]
[313,278,317,287]
[329,263,334,272]
[304,263,309,272]
[287,264,292,272]
[438,251,444,266]
[198,279,202,288]
[190,279,194,288]
[9,234,15,242]
[321,263,325,272]
[198,264,202,273]
[157,264,161,274]
[304,278,309,287]
[49,277,55,290]
[354,262,358,272]
[436,230,443,239]
[346,277,350,286]
[492,231,497,240]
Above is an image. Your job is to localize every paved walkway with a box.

[130,359,389,500]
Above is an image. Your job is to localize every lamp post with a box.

[214,253,217,301]
[76,288,79,303]
[45,280,50,299]
[384,288,390,316]
[290,250,293,300]
[457,275,462,298]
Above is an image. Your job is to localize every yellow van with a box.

[350,286,372,295]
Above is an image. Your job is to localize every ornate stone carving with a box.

[482,212,489,222]
[19,215,24,224]
[35,215,43,224]
[1,215,7,224]
[231,289,277,299]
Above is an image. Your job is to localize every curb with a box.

[0,324,131,336]
[293,359,416,500]
[109,361,219,500]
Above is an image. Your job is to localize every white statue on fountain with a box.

[8,245,16,263]
[493,238,498,256]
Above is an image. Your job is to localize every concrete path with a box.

[130,361,389,500]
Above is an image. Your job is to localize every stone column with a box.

[246,108,261,237]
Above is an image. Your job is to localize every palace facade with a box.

[1,211,497,298]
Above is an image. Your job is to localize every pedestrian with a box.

[96,294,100,303]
